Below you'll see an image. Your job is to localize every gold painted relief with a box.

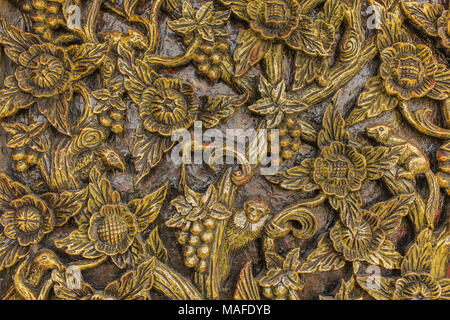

[0,0,447,300]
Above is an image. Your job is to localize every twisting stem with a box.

[144,37,202,67]
[147,0,164,53]
[264,43,283,84]
[84,0,105,43]
[70,256,108,271]
[72,82,92,133]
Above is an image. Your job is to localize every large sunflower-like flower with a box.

[330,210,384,262]
[313,142,367,199]
[139,77,198,137]
[380,43,437,100]
[0,19,109,135]
[55,167,167,269]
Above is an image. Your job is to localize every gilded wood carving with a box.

[0,0,448,300]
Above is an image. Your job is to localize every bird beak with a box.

[53,259,64,272]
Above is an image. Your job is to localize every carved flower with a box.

[2,194,54,246]
[0,173,86,272]
[330,210,384,262]
[0,19,109,135]
[313,142,366,198]
[87,204,138,256]
[247,76,308,128]
[247,0,300,40]
[167,184,231,227]
[227,0,334,75]
[139,77,198,136]
[15,43,72,100]
[393,273,442,300]
[437,10,450,48]
[380,43,437,100]
[55,167,167,269]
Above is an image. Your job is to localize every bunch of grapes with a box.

[177,217,217,273]
[22,0,64,41]
[98,110,125,134]
[268,115,302,161]
[261,283,297,300]
[189,39,229,83]
[11,147,40,172]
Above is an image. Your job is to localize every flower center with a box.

[15,206,42,233]
[263,1,288,26]
[342,219,372,249]
[403,281,432,300]
[396,55,423,88]
[151,88,188,125]
[28,54,64,89]
[446,19,450,36]
[97,214,129,247]
[328,159,349,179]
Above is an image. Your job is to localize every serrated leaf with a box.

[0,236,29,272]
[299,236,346,273]
[347,76,399,126]
[199,94,247,128]
[104,257,155,299]
[370,194,414,234]
[128,183,168,232]
[68,42,109,81]
[362,145,402,180]
[146,227,168,263]
[41,188,88,226]
[317,101,349,148]
[132,133,175,186]
[0,18,40,64]
[265,159,318,192]
[401,2,444,36]
[233,29,271,77]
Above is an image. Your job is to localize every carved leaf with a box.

[265,159,318,192]
[346,76,399,125]
[233,29,271,77]
[67,42,110,81]
[370,193,414,234]
[299,236,346,273]
[234,261,260,300]
[401,2,444,36]
[317,101,349,148]
[132,133,175,185]
[199,94,248,128]
[0,236,29,271]
[41,188,88,226]
[0,18,40,63]
[362,145,403,180]
[146,227,168,263]
[104,257,155,300]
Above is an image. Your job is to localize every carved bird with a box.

[2,250,64,300]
